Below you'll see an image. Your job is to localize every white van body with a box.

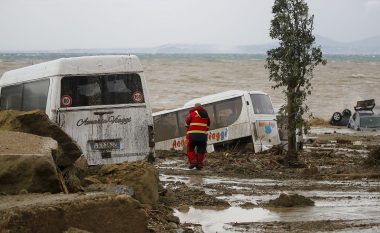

[153,90,280,153]
[0,55,154,165]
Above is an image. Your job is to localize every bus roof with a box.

[0,55,143,86]
[183,90,268,107]
[153,90,270,117]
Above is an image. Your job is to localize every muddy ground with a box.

[1,126,379,233]
[155,126,380,232]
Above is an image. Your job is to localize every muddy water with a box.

[141,57,380,119]
[1,55,379,119]
[161,174,380,232]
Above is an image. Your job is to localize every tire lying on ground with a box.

[330,112,342,125]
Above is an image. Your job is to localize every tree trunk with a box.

[286,92,298,164]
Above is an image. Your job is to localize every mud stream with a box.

[160,170,380,232]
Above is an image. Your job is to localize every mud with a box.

[0,193,147,233]
[156,126,380,232]
[1,126,380,232]
[265,193,315,207]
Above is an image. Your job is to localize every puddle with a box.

[175,206,276,232]
[162,174,380,232]
[175,202,380,233]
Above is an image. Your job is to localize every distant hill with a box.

[1,36,380,55]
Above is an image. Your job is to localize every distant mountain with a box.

[315,36,380,54]
[1,36,379,54]
[146,36,380,54]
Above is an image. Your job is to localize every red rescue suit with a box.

[185,106,210,168]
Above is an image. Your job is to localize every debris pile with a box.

[0,193,147,233]
[84,160,160,207]
[266,193,315,207]
[0,130,61,194]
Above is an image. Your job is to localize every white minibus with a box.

[153,90,280,153]
[0,55,154,165]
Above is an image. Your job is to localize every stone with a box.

[0,130,62,194]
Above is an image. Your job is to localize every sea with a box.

[1,53,379,119]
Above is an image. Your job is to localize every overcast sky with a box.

[0,0,379,51]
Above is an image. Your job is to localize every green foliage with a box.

[265,0,326,157]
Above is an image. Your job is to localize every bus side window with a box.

[215,97,242,128]
[154,112,179,142]
[204,104,217,130]
[22,80,50,111]
[177,109,190,137]
[0,84,23,110]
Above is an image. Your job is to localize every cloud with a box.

[365,0,380,8]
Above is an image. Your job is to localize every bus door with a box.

[248,93,281,152]
[244,93,261,152]
[58,73,153,165]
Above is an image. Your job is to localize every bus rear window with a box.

[61,73,144,107]
[250,94,275,114]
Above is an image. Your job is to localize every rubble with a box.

[0,193,147,233]
[84,161,160,206]
[0,130,61,194]
[265,193,315,207]
[0,110,82,167]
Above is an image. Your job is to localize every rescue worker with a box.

[185,103,210,170]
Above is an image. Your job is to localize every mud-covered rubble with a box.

[264,193,315,207]
[0,110,181,233]
[160,182,230,208]
[83,161,159,207]
[0,110,82,167]
[0,193,147,233]
[156,129,380,181]
[156,128,380,232]
[0,131,62,194]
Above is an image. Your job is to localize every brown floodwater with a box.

[1,56,379,119]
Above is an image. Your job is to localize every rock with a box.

[82,176,102,186]
[168,222,178,229]
[0,193,147,233]
[266,193,315,207]
[0,110,82,167]
[165,214,180,224]
[85,184,134,196]
[177,205,190,213]
[87,161,159,206]
[0,131,62,194]
[63,166,84,193]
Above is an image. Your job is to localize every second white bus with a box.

[153,90,280,153]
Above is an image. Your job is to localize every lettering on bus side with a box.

[171,128,229,149]
[77,115,131,126]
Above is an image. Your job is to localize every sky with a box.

[0,0,379,51]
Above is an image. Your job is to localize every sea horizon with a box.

[1,52,380,62]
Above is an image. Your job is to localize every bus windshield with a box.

[61,73,144,107]
[250,94,275,114]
